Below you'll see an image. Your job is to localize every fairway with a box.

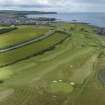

[0,23,105,105]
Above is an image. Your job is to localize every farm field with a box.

[0,22,105,105]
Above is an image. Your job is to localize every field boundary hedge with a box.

[0,27,17,34]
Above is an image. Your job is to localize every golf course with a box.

[0,22,105,105]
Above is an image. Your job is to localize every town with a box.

[0,15,56,25]
[0,10,56,25]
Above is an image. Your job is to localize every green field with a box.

[0,31,68,67]
[0,26,50,48]
[0,23,105,105]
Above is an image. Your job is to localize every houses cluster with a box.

[97,28,105,35]
[0,15,56,25]
[0,16,16,25]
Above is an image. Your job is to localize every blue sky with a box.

[0,0,105,12]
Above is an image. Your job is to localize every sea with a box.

[27,12,105,28]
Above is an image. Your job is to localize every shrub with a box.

[0,27,17,34]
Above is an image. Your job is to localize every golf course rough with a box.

[0,23,105,105]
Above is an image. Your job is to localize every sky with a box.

[0,0,105,12]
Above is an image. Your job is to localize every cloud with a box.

[0,0,105,12]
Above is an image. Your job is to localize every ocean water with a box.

[28,12,105,28]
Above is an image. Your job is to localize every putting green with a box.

[48,82,74,93]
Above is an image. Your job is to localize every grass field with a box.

[0,31,68,67]
[0,23,105,105]
[0,25,50,48]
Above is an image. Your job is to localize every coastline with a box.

[28,12,105,28]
